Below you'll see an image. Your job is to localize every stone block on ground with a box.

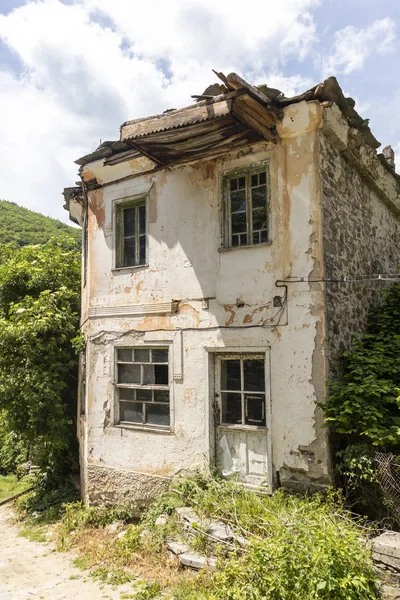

[178,552,217,571]
[166,540,190,556]
[373,533,400,572]
[208,521,235,542]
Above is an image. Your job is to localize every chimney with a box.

[383,145,395,170]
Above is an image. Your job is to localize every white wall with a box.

[79,101,331,504]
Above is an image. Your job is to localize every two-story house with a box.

[64,73,400,507]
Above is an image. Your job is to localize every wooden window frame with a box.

[221,162,270,249]
[115,346,171,430]
[216,353,267,428]
[115,197,147,269]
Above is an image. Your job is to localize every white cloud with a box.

[322,18,396,77]
[0,0,319,221]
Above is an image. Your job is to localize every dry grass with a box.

[58,523,208,593]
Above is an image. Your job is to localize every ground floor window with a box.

[218,354,266,426]
[115,347,170,428]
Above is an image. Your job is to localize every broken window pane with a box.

[259,171,266,185]
[245,394,265,426]
[243,360,265,391]
[135,348,150,362]
[251,173,258,187]
[238,177,246,189]
[124,207,135,237]
[143,364,168,385]
[230,190,246,213]
[221,360,241,391]
[221,393,242,424]
[119,388,136,400]
[120,402,142,423]
[261,230,268,243]
[146,404,170,426]
[118,363,141,384]
[230,178,238,191]
[152,349,169,363]
[117,349,132,362]
[231,234,240,247]
[124,238,136,267]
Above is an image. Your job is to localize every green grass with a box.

[0,474,30,502]
[53,475,379,600]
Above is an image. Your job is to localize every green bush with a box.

[320,284,400,521]
[152,476,378,599]
[0,239,81,480]
[323,284,400,449]
[0,410,26,474]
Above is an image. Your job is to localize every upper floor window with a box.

[222,165,269,248]
[115,197,146,268]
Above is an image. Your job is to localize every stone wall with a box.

[320,131,400,379]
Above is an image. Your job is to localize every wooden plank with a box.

[227,73,277,112]
[235,94,278,128]
[232,102,277,142]
[121,98,233,141]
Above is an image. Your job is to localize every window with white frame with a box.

[218,355,266,426]
[223,166,269,248]
[116,347,170,428]
[115,197,146,268]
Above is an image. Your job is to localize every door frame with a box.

[206,345,273,491]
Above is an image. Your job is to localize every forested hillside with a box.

[0,200,81,246]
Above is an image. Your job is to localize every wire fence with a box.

[375,452,400,523]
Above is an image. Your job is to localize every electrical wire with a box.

[276,274,400,285]
[88,289,289,341]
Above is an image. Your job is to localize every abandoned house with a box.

[63,72,400,506]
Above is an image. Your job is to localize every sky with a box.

[0,0,399,224]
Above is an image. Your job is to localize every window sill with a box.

[218,423,267,431]
[114,423,173,435]
[218,241,272,253]
[112,264,148,273]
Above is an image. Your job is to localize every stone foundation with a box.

[86,464,171,510]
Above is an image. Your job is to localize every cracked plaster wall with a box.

[79,101,332,505]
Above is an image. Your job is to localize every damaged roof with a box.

[76,71,383,169]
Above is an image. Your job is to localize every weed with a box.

[19,524,47,543]
[135,581,161,600]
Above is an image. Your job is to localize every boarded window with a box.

[224,167,269,248]
[116,347,170,428]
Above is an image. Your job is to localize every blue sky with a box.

[0,0,399,223]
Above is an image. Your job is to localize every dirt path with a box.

[0,506,133,600]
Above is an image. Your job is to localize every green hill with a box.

[0,200,81,246]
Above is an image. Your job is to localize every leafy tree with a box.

[0,199,81,246]
[0,239,81,478]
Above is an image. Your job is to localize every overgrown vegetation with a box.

[52,475,378,600]
[0,239,81,482]
[0,199,81,246]
[0,473,31,502]
[322,283,400,520]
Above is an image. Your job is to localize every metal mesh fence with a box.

[375,452,400,523]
